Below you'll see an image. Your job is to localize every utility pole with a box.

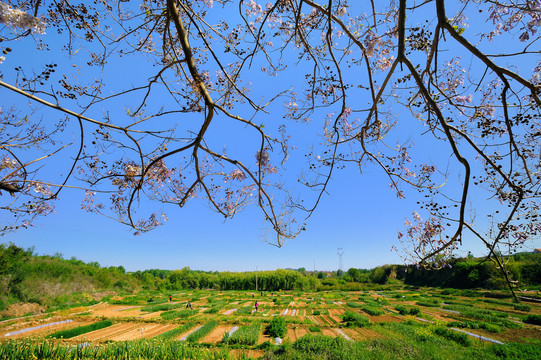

[256,266,258,292]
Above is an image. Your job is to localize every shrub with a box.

[395,305,420,315]
[360,306,385,316]
[342,311,370,327]
[524,314,541,326]
[312,310,321,315]
[513,303,531,312]
[346,301,362,308]
[308,326,321,332]
[434,327,471,346]
[266,316,287,338]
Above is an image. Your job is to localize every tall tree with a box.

[1,1,539,296]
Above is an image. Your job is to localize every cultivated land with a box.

[1,288,540,359]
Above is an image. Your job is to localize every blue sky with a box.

[2,1,540,273]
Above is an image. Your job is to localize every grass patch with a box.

[47,320,112,339]
[186,321,217,343]
[342,311,370,327]
[155,322,196,340]
[226,321,261,345]
[160,309,196,320]
[360,306,385,316]
[524,314,541,325]
[141,303,185,313]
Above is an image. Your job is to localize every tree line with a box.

[2,243,540,313]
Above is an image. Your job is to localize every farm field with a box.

[1,288,540,359]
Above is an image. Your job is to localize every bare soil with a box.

[0,303,45,319]
[201,325,230,344]
[286,326,308,342]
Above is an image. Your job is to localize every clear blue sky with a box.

[2,1,540,273]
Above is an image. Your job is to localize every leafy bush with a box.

[513,303,531,312]
[266,316,287,338]
[312,310,321,315]
[395,305,420,315]
[47,320,112,339]
[342,311,370,327]
[360,306,385,316]
[524,314,541,326]
[434,327,471,346]
[308,326,321,332]
[447,321,502,333]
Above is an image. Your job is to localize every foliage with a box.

[155,322,196,341]
[341,311,370,327]
[394,305,420,316]
[0,0,539,300]
[0,339,235,360]
[266,316,287,338]
[160,309,196,320]
[360,306,385,316]
[433,327,471,347]
[523,314,541,326]
[226,321,261,346]
[186,321,218,343]
[47,320,113,339]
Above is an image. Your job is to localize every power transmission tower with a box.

[337,248,344,273]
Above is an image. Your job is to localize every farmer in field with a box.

[169,295,172,302]
[186,301,192,309]
[254,301,259,312]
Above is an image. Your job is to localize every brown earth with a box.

[230,349,265,359]
[201,325,230,344]
[342,327,382,341]
[73,323,140,342]
[321,328,337,337]
[286,326,308,342]
[0,303,45,319]
[370,315,402,323]
[1,320,85,339]
[108,323,168,341]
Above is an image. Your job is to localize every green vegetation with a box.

[342,311,370,327]
[47,320,113,339]
[266,316,287,338]
[226,322,261,345]
[0,340,236,360]
[394,305,420,315]
[523,314,541,325]
[160,309,196,320]
[155,322,196,340]
[186,321,217,343]
[360,305,385,316]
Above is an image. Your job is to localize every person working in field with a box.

[186,301,192,309]
[254,301,259,312]
[169,295,172,302]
